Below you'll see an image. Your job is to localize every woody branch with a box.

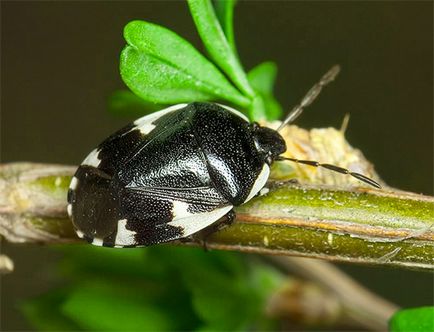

[1,160,432,271]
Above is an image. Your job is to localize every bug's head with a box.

[251,123,286,164]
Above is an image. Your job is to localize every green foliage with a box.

[389,306,434,332]
[247,62,283,120]
[62,282,173,331]
[21,289,81,331]
[188,0,253,99]
[214,0,238,54]
[119,0,281,121]
[22,246,282,331]
[120,20,249,107]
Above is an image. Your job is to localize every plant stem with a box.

[209,182,434,270]
[1,162,432,271]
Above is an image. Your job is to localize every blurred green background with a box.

[1,1,432,330]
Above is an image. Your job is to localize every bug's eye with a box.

[253,126,286,161]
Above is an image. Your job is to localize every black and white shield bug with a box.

[67,66,380,247]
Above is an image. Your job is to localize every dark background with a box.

[1,1,433,330]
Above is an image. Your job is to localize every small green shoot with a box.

[247,62,283,120]
[188,0,254,99]
[214,0,238,54]
[120,20,249,107]
[119,0,281,121]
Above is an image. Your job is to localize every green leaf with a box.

[21,289,82,331]
[262,95,283,121]
[120,20,250,107]
[188,0,254,99]
[214,0,238,53]
[57,246,200,331]
[389,306,434,332]
[23,245,281,332]
[108,90,164,117]
[248,62,277,95]
[247,62,283,120]
[62,281,174,331]
[167,249,282,331]
[187,261,281,332]
[248,95,267,121]
[57,245,153,279]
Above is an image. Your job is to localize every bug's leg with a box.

[192,209,236,251]
[218,209,236,228]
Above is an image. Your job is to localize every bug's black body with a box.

[68,102,285,247]
[68,66,380,248]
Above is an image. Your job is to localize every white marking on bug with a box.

[67,204,72,217]
[244,164,270,203]
[263,235,269,247]
[69,176,78,190]
[327,233,334,246]
[92,238,104,246]
[133,104,188,135]
[75,229,84,238]
[169,205,233,238]
[137,123,156,135]
[217,104,249,121]
[172,201,192,219]
[115,219,137,246]
[81,148,101,167]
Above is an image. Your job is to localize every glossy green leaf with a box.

[108,90,164,117]
[247,62,283,120]
[214,0,238,53]
[389,306,434,332]
[120,20,250,107]
[188,0,254,98]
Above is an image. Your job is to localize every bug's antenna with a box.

[276,156,381,188]
[277,65,341,132]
